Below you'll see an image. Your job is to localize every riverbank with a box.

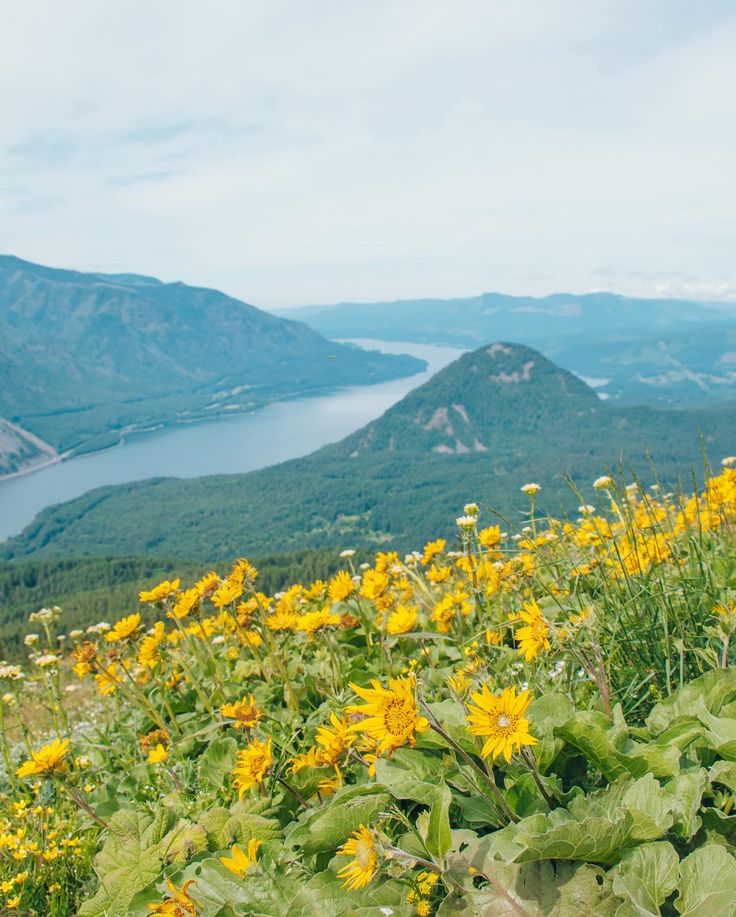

[0,341,462,542]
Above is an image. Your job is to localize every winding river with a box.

[0,340,462,543]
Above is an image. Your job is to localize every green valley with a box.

[3,342,733,564]
[0,256,423,475]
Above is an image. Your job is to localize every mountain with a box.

[278,291,736,406]
[4,342,733,562]
[547,323,736,405]
[278,291,728,349]
[0,256,424,475]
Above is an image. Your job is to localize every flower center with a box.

[384,698,414,736]
[494,712,518,734]
[355,839,374,869]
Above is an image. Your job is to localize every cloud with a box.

[0,1,734,307]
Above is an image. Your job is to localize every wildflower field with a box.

[3,464,736,916]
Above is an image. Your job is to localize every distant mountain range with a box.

[5,342,733,562]
[0,256,424,476]
[278,292,736,405]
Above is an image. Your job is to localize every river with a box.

[0,340,462,543]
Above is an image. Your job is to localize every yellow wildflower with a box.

[421,539,446,565]
[515,600,551,662]
[386,604,418,636]
[17,739,70,779]
[328,570,356,602]
[104,613,141,642]
[147,879,198,915]
[337,824,379,890]
[219,839,262,878]
[466,685,537,762]
[233,738,272,797]
[138,579,180,603]
[346,675,428,755]
[220,695,262,730]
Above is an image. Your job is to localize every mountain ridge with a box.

[0,255,424,475]
[4,341,733,562]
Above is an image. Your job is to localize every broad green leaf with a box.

[424,781,452,863]
[513,809,634,865]
[698,710,736,760]
[647,668,736,736]
[663,771,707,839]
[287,865,409,917]
[675,844,736,916]
[284,785,390,856]
[373,747,446,803]
[611,842,679,916]
[710,760,736,794]
[198,735,239,789]
[556,712,679,782]
[528,693,575,772]
[566,774,671,844]
[438,859,622,916]
[78,808,174,917]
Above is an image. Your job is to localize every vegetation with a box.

[0,550,359,657]
[5,343,735,562]
[1,463,736,914]
[284,291,736,406]
[0,255,423,473]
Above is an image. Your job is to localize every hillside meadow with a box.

[1,463,736,914]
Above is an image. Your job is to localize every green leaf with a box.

[287,866,409,917]
[698,710,736,760]
[675,844,736,916]
[611,842,679,916]
[556,712,680,782]
[198,735,239,789]
[710,760,736,794]
[439,859,622,916]
[424,781,452,864]
[647,668,736,736]
[373,747,446,803]
[78,808,174,917]
[512,809,634,865]
[284,785,390,856]
[528,693,575,773]
[663,770,707,839]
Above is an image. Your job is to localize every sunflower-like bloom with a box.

[17,738,70,779]
[221,695,262,730]
[421,539,446,565]
[233,738,272,797]
[288,745,323,774]
[296,608,341,634]
[219,839,262,878]
[514,601,551,662]
[148,743,169,764]
[465,685,537,762]
[346,675,428,755]
[139,622,167,669]
[336,824,379,889]
[169,588,200,621]
[328,570,356,602]
[147,879,198,915]
[138,579,180,604]
[94,662,123,696]
[386,604,418,636]
[315,712,355,765]
[105,613,141,643]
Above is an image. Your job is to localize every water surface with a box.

[0,340,461,542]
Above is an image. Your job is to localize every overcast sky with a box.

[1,1,735,309]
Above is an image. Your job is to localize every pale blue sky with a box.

[1,1,735,308]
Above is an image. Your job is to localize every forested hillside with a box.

[4,343,732,563]
[0,256,423,473]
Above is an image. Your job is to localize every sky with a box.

[1,1,735,309]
